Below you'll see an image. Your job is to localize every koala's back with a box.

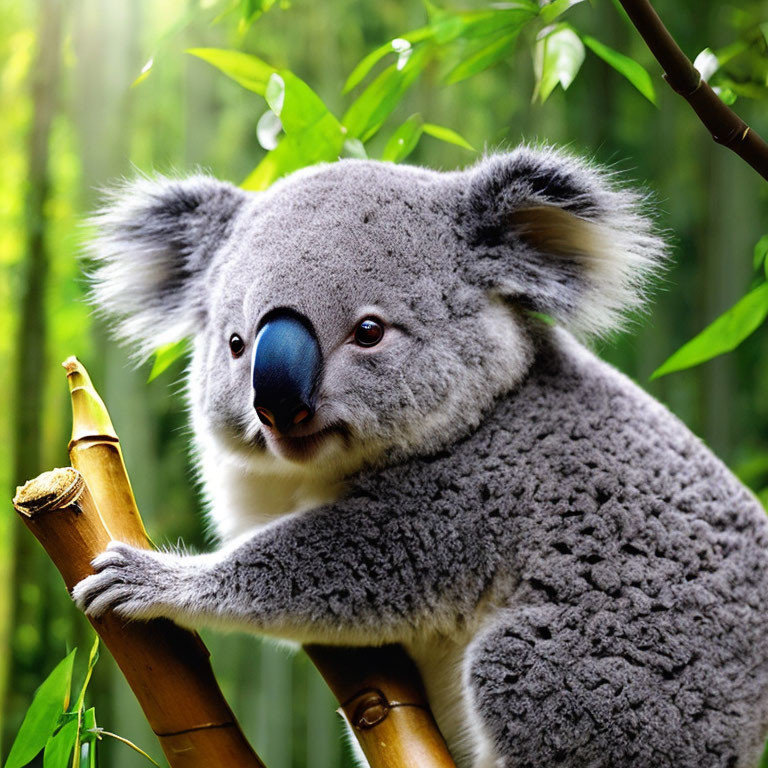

[378,330,768,767]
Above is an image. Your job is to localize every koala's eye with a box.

[229,333,246,358]
[354,317,384,347]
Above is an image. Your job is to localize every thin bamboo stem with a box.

[617,0,768,181]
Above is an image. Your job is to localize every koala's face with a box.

[191,162,532,472]
[89,149,662,476]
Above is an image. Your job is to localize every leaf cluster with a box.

[4,638,158,768]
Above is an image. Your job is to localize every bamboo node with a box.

[350,689,390,730]
[13,467,84,517]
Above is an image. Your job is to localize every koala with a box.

[73,146,768,768]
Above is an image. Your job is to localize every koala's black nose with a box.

[252,310,322,435]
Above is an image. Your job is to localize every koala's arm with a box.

[72,478,499,645]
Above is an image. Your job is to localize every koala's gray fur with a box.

[74,146,768,768]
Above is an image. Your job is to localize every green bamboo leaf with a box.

[583,35,657,104]
[4,650,76,768]
[341,138,367,159]
[242,118,344,190]
[148,339,190,382]
[241,0,277,25]
[445,29,522,83]
[382,115,424,162]
[344,30,433,93]
[753,234,768,272]
[540,0,586,24]
[534,25,585,102]
[422,123,475,151]
[43,719,79,768]
[74,637,99,713]
[652,282,768,379]
[342,45,429,142]
[186,48,275,94]
[131,57,154,89]
[265,71,344,138]
[433,7,535,44]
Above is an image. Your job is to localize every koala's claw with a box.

[72,541,173,620]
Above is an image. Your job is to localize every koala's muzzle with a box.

[252,311,321,434]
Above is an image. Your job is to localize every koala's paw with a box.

[72,542,187,621]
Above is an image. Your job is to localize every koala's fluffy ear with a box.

[458,146,666,337]
[87,175,247,358]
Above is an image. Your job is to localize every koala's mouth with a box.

[264,423,349,462]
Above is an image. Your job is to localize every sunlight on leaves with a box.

[343,45,430,142]
[131,57,154,88]
[693,47,720,82]
[652,282,768,379]
[539,0,586,25]
[382,114,424,162]
[445,29,522,84]
[343,29,433,93]
[186,48,275,94]
[422,123,475,151]
[753,234,768,272]
[534,24,585,102]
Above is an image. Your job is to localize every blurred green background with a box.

[2,0,768,765]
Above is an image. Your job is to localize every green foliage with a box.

[691,6,768,105]
[382,114,474,162]
[534,24,585,102]
[5,638,159,768]
[147,339,191,382]
[582,35,657,104]
[4,649,75,768]
[186,48,274,94]
[652,281,768,379]
[754,234,768,275]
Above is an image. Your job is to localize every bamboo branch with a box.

[11,358,265,768]
[306,644,457,767]
[616,0,768,181]
[13,467,264,767]
[14,356,457,768]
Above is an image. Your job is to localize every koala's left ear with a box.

[457,147,666,337]
[87,175,247,358]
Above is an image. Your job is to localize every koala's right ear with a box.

[87,175,247,358]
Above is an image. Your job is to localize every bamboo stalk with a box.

[12,466,264,767]
[16,356,457,768]
[63,356,456,768]
[305,644,457,768]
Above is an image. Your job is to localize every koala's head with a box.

[88,147,663,477]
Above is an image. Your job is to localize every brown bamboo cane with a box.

[305,644,457,767]
[11,359,265,767]
[62,356,456,768]
[12,464,264,767]
[17,356,457,767]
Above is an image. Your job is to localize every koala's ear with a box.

[458,146,666,337]
[87,175,247,358]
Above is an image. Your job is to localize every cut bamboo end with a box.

[13,467,84,517]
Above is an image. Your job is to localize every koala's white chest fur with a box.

[404,634,493,768]
[200,446,344,539]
